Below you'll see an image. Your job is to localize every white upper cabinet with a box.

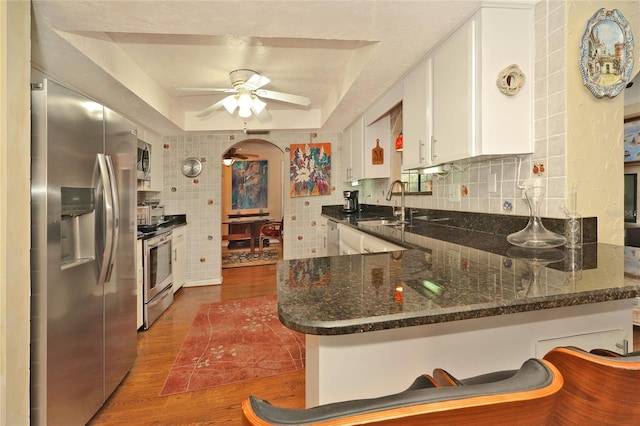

[402,58,433,170]
[363,115,391,179]
[344,116,364,181]
[343,114,392,181]
[430,6,533,165]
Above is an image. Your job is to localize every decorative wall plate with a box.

[496,64,525,96]
[181,157,202,177]
[579,8,634,98]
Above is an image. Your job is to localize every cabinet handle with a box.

[431,136,437,161]
[173,248,177,262]
[418,140,424,162]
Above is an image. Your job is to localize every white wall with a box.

[1,1,31,424]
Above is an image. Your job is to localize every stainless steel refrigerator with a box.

[30,76,137,425]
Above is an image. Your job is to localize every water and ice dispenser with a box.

[60,187,95,269]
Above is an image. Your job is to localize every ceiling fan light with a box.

[222,96,238,114]
[238,106,252,118]
[222,158,235,166]
[251,97,267,114]
[237,93,253,109]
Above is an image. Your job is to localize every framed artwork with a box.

[624,173,637,223]
[624,117,640,163]
[579,8,634,98]
[231,160,268,210]
[289,142,331,197]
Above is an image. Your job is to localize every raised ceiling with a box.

[30,0,499,135]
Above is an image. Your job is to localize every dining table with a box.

[222,215,273,255]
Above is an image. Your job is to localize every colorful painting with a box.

[624,118,640,163]
[290,142,331,197]
[231,160,268,209]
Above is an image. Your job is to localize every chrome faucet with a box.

[386,180,406,223]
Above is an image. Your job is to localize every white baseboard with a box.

[184,278,222,287]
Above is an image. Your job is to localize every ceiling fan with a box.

[223,147,257,160]
[180,69,311,121]
[222,147,257,166]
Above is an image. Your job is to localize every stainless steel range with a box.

[142,230,173,329]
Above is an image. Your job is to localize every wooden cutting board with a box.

[372,139,384,165]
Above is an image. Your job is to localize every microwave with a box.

[137,141,151,181]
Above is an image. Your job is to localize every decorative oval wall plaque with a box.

[579,8,634,98]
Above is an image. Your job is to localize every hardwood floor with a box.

[89,262,640,425]
[89,264,304,426]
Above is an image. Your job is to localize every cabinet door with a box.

[363,115,390,179]
[402,58,432,170]
[342,124,353,181]
[149,138,163,191]
[338,224,363,254]
[350,117,364,181]
[362,233,405,253]
[432,19,474,165]
[172,226,186,293]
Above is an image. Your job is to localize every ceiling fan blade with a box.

[177,87,238,93]
[244,73,271,91]
[253,105,272,122]
[196,97,230,118]
[223,148,236,158]
[255,89,311,106]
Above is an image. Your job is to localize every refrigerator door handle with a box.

[104,154,120,283]
[95,153,115,286]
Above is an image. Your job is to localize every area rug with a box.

[221,247,280,269]
[159,295,305,396]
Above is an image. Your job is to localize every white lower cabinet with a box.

[172,225,186,293]
[338,224,405,254]
[136,238,143,329]
[362,233,405,253]
[338,224,363,254]
[536,329,628,357]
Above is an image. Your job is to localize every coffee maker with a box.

[343,190,359,213]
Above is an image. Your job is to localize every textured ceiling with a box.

[30,0,500,135]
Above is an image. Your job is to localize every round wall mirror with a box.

[181,157,202,177]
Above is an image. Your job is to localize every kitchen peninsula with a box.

[277,207,640,407]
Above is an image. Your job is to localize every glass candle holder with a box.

[564,212,583,249]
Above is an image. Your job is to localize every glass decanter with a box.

[507,186,567,248]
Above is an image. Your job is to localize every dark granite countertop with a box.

[276,207,640,336]
[137,214,187,239]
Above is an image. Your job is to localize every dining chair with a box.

[258,220,283,256]
[242,358,562,425]
[543,346,640,425]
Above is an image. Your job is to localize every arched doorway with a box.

[220,139,284,268]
